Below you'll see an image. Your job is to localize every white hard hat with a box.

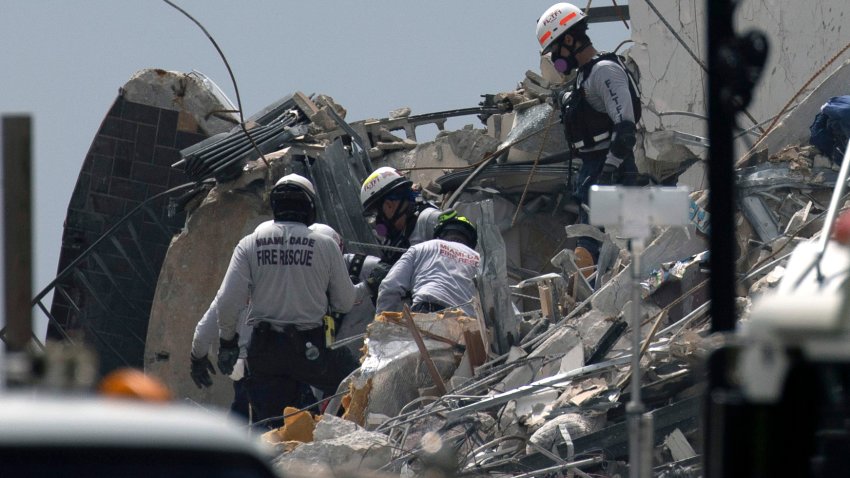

[536,3,587,54]
[309,223,344,252]
[273,173,316,200]
[359,167,412,213]
[271,173,317,225]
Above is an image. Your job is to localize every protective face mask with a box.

[373,222,388,239]
[553,55,578,74]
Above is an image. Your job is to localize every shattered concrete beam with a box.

[446,355,631,418]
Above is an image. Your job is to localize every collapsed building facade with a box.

[20,1,850,476]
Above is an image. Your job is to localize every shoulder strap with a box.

[348,253,366,282]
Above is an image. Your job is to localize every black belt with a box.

[411,301,446,313]
[255,322,321,335]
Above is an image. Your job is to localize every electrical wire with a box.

[162,0,271,171]
[640,0,764,133]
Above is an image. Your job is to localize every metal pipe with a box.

[510,456,603,478]
[346,241,408,254]
[627,238,646,478]
[328,332,366,350]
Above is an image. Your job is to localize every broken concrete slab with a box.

[274,427,392,472]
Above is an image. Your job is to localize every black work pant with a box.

[245,323,357,425]
[574,148,638,261]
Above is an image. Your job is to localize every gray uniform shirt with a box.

[335,254,380,342]
[376,239,481,317]
[191,297,252,359]
[409,207,443,246]
[209,220,355,340]
[578,58,636,164]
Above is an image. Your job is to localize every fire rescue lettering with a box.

[255,235,315,266]
[605,78,624,123]
[438,242,479,266]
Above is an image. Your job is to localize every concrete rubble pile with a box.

[134,2,850,477]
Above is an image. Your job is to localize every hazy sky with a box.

[0,1,629,336]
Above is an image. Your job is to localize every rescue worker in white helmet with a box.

[537,3,642,277]
[200,173,356,426]
[376,211,480,317]
[359,166,443,264]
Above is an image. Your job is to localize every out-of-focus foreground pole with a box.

[707,0,738,332]
[2,115,33,352]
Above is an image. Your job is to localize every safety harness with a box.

[561,52,642,152]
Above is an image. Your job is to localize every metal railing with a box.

[1,182,203,368]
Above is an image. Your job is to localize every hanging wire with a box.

[162,0,270,170]
[641,0,764,133]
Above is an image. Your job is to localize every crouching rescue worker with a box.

[360,167,443,264]
[200,173,356,425]
[536,3,642,274]
[310,223,381,357]
[376,211,480,317]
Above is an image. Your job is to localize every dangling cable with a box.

[162,0,270,171]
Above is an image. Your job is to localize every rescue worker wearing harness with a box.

[537,3,642,275]
[203,173,356,425]
[309,223,381,357]
[360,167,443,265]
[376,211,481,317]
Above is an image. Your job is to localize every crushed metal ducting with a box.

[174,93,315,182]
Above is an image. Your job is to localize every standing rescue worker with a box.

[189,300,252,419]
[377,211,480,317]
[202,173,356,424]
[536,2,642,274]
[360,167,443,264]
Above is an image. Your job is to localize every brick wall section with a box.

[47,95,207,374]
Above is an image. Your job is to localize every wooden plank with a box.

[463,330,487,369]
[402,304,447,396]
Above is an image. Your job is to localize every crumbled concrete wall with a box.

[123,69,239,135]
[144,179,271,408]
[628,0,850,189]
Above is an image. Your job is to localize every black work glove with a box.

[190,354,216,389]
[217,334,240,376]
[366,261,392,304]
[596,162,620,186]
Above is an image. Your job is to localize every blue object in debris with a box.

[810,95,850,164]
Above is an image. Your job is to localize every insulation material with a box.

[348,311,479,421]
